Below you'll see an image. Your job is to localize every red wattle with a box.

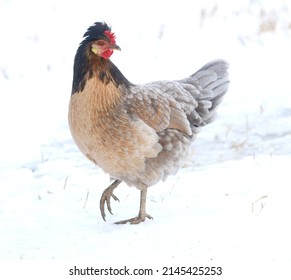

[101,49,113,59]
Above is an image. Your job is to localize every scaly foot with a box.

[115,214,153,225]
[100,180,121,221]
[114,188,152,224]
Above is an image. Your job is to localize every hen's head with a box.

[81,22,120,59]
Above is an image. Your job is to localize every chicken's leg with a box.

[100,179,121,221]
[115,188,153,225]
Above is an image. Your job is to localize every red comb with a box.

[104,30,116,44]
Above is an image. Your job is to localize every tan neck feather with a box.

[83,75,122,113]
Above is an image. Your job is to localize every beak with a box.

[109,44,121,51]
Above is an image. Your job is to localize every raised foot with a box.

[115,214,153,225]
[100,180,121,221]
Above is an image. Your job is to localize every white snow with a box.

[0,0,291,278]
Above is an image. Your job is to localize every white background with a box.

[0,0,291,278]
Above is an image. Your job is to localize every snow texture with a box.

[0,0,291,278]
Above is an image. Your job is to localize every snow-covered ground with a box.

[1,0,291,278]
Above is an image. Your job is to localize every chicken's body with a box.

[69,22,230,224]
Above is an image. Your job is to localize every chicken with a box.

[68,22,230,224]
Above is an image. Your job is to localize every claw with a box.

[99,180,121,221]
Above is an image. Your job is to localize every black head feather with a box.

[71,22,131,95]
[82,22,111,45]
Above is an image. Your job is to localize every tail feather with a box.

[193,59,229,79]
[193,71,217,88]
[189,59,229,126]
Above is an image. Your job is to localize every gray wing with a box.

[125,59,230,136]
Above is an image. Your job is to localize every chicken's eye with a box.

[97,40,106,47]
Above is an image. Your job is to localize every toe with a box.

[114,213,153,225]
[100,191,119,221]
